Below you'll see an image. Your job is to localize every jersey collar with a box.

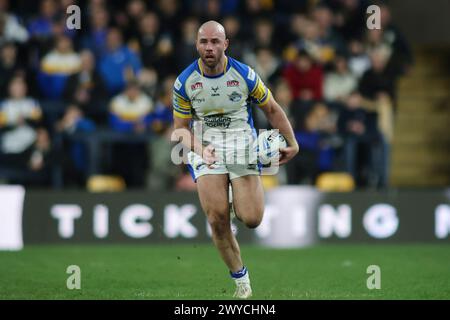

[197,56,230,79]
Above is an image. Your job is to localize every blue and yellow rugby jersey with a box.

[173,56,271,161]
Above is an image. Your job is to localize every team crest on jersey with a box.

[211,86,220,96]
[228,91,242,102]
[227,80,239,87]
[191,82,203,90]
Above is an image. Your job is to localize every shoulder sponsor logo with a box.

[174,78,182,90]
[191,82,203,90]
[227,80,240,87]
[247,68,256,81]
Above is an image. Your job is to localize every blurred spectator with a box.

[0,127,54,186]
[55,104,96,186]
[156,0,182,39]
[63,49,107,123]
[147,126,179,190]
[109,79,153,132]
[239,0,272,38]
[177,17,200,71]
[282,49,323,101]
[133,12,160,68]
[0,42,22,99]
[0,11,29,45]
[311,5,346,57]
[38,35,81,99]
[324,55,357,102]
[0,77,52,186]
[138,67,158,98]
[0,75,42,127]
[273,80,293,115]
[347,38,371,79]
[81,7,110,58]
[287,102,338,184]
[359,47,396,101]
[120,0,147,40]
[149,76,174,134]
[294,18,336,65]
[108,80,153,187]
[334,0,366,41]
[27,0,58,40]
[245,46,280,85]
[378,3,413,76]
[146,76,178,190]
[203,0,222,21]
[337,91,386,187]
[98,28,142,95]
[244,18,282,63]
[222,15,245,61]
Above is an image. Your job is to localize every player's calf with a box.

[207,210,232,237]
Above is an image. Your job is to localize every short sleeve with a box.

[248,73,272,107]
[231,59,271,107]
[172,77,192,119]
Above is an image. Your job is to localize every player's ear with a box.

[224,38,229,51]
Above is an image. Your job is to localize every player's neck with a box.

[200,55,227,77]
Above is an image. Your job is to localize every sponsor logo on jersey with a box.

[227,80,239,87]
[174,78,182,90]
[228,91,242,102]
[191,82,203,90]
[192,97,205,104]
[247,68,256,81]
[204,115,231,128]
[211,86,220,97]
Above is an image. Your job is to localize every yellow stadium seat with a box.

[261,175,279,190]
[87,175,126,192]
[316,172,355,192]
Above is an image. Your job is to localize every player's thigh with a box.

[196,174,230,225]
[230,175,264,227]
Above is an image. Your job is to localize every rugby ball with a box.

[256,129,288,165]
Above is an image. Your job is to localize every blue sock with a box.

[230,266,248,279]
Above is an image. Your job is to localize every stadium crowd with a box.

[0,0,412,190]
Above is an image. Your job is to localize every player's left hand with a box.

[279,145,299,165]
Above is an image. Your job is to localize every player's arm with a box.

[172,89,218,166]
[245,67,299,165]
[261,95,299,165]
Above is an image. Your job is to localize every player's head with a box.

[196,20,229,69]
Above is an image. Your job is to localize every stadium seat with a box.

[261,175,279,190]
[315,172,355,192]
[86,175,126,192]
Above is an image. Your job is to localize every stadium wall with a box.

[0,186,449,250]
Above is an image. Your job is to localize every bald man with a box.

[173,21,299,298]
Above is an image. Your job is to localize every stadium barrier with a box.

[0,186,449,250]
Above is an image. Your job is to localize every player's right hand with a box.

[202,144,219,168]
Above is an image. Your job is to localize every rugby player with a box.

[172,20,299,298]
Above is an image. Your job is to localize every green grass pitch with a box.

[0,244,449,299]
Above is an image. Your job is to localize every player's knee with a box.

[243,215,262,229]
[207,212,229,235]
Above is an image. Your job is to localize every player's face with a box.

[196,32,228,68]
